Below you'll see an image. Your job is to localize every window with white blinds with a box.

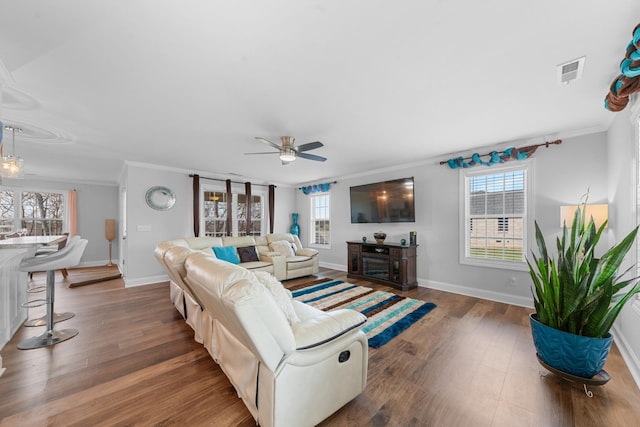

[310,193,330,247]
[461,163,530,270]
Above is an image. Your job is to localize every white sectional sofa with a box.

[154,238,368,427]
[154,233,320,343]
[156,233,319,282]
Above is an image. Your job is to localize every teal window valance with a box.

[442,140,561,170]
[300,181,336,194]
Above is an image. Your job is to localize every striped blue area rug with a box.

[290,278,436,349]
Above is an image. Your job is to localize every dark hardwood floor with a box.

[1,266,639,426]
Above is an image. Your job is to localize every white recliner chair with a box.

[18,237,88,350]
[184,253,368,427]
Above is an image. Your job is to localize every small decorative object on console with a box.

[409,231,417,245]
[373,232,386,244]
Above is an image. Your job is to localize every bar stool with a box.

[17,238,88,350]
[24,235,80,327]
[28,232,70,283]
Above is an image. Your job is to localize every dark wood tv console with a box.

[347,241,417,291]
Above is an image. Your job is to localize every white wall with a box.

[2,178,119,265]
[121,164,192,286]
[298,132,609,307]
[607,103,640,387]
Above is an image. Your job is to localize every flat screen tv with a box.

[350,177,415,223]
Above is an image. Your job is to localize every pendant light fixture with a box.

[1,125,24,179]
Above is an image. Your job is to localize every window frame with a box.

[200,184,266,237]
[309,192,331,249]
[459,161,533,271]
[0,187,68,236]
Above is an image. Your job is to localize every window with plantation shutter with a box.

[310,193,330,247]
[460,163,531,270]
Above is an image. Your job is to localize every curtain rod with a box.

[297,181,337,190]
[189,174,275,188]
[439,139,562,165]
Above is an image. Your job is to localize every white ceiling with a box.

[0,1,638,186]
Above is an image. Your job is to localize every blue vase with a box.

[530,314,612,378]
[290,213,300,236]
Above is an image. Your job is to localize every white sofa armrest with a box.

[259,252,286,280]
[292,309,366,350]
[295,248,319,257]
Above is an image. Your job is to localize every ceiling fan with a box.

[245,136,327,164]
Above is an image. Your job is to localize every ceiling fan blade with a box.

[296,141,323,152]
[297,152,327,162]
[255,137,281,151]
[244,151,279,155]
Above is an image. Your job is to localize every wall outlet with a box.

[137,225,152,232]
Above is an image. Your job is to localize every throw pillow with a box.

[212,246,240,264]
[270,240,295,257]
[253,271,300,324]
[237,245,260,263]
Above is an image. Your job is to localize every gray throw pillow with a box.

[237,245,260,262]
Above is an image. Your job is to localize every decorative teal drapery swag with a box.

[442,140,562,169]
[301,182,331,194]
[605,22,640,112]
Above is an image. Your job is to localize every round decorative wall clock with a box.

[145,186,176,210]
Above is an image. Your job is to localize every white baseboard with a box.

[419,278,534,309]
[317,264,534,308]
[124,274,168,288]
[319,261,346,272]
[77,260,120,268]
[612,321,640,391]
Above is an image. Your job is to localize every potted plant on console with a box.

[527,197,640,379]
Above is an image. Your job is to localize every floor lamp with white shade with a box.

[105,219,116,267]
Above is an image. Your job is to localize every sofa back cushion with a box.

[223,235,256,248]
[181,236,224,250]
[253,236,270,254]
[267,233,303,251]
[164,246,195,282]
[184,253,295,371]
[270,240,296,257]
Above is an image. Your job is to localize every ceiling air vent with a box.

[557,56,586,85]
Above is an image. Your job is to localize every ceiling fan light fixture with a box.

[1,126,25,179]
[279,148,296,162]
[1,155,24,178]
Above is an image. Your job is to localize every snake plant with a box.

[527,200,640,338]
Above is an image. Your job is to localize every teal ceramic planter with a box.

[529,313,612,378]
